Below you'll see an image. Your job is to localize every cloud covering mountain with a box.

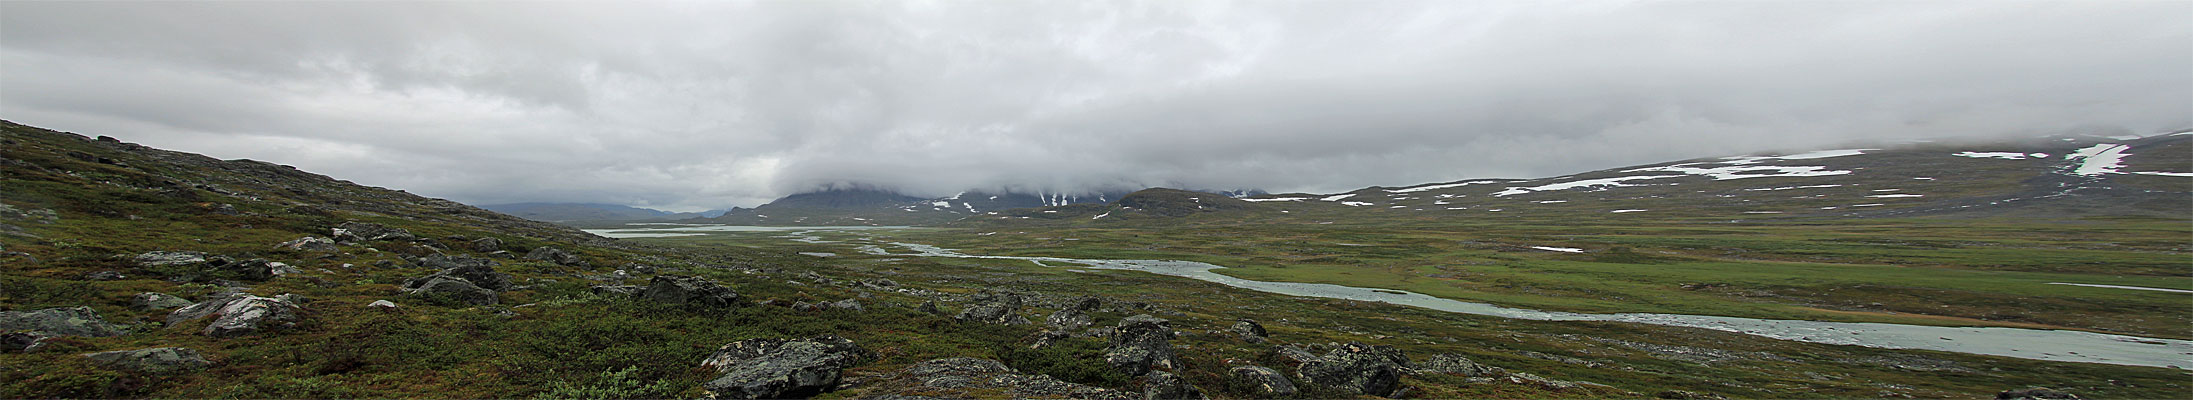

[3,1,2185,211]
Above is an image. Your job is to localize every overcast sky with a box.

[4,1,2187,210]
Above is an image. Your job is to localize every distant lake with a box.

[583,224,914,238]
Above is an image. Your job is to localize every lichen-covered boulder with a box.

[1230,319,1269,344]
[638,275,740,308]
[130,292,194,312]
[1295,342,1405,397]
[1229,366,1297,397]
[525,246,584,266]
[956,290,1030,325]
[1104,314,1178,376]
[273,236,337,251]
[1416,353,1505,377]
[471,237,503,252]
[1143,371,1206,400]
[408,255,512,291]
[1997,387,2081,400]
[133,251,206,267]
[333,221,414,243]
[700,336,869,399]
[895,358,1129,400]
[83,347,212,375]
[0,306,127,338]
[167,294,302,338]
[402,275,498,305]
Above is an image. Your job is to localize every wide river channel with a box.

[588,225,2192,369]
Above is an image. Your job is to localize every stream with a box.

[860,241,2192,369]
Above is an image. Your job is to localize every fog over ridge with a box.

[3,1,2185,211]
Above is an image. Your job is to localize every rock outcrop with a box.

[166,294,303,337]
[1997,387,2081,400]
[699,336,868,399]
[130,292,194,312]
[1416,353,1506,377]
[884,357,1129,400]
[956,290,1030,325]
[402,275,498,305]
[525,246,584,266]
[408,255,512,291]
[83,347,213,375]
[1229,366,1297,397]
[1142,371,1206,400]
[0,306,128,338]
[1104,314,1178,376]
[274,236,337,251]
[1294,342,1405,397]
[637,275,740,308]
[132,251,205,267]
[333,221,414,243]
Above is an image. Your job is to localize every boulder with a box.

[1105,314,1178,376]
[133,251,206,268]
[1997,388,2080,400]
[167,294,303,338]
[1229,366,1297,397]
[0,306,127,338]
[1142,371,1206,400]
[956,290,1031,325]
[274,236,337,251]
[829,299,864,311]
[471,237,503,252]
[1230,319,1269,344]
[1416,353,1505,377]
[408,255,512,291]
[897,358,1129,400]
[638,275,740,307]
[333,221,414,243]
[83,270,126,281]
[366,300,399,309]
[210,258,276,281]
[918,300,943,315]
[1047,308,1093,331]
[700,336,869,399]
[3,331,53,352]
[525,246,583,266]
[130,292,194,312]
[83,347,212,375]
[1295,342,1405,397]
[401,275,498,305]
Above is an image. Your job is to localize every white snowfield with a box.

[1529,246,1584,253]
[1954,152,2040,160]
[1716,149,1872,165]
[1627,164,1854,180]
[2047,283,2193,294]
[1492,175,1684,197]
[1386,180,1504,193]
[1868,194,1924,198]
[2066,144,2131,176]
[1240,197,1308,202]
[1321,194,1357,201]
[1747,184,1843,191]
[1609,209,1647,213]
[1341,201,1375,207]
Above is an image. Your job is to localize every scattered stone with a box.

[956,290,1031,325]
[408,255,512,291]
[893,358,1129,400]
[589,285,642,296]
[83,270,126,281]
[267,262,302,276]
[638,275,740,308]
[1295,342,1405,397]
[83,347,212,375]
[1657,389,1729,399]
[859,278,900,290]
[401,275,498,305]
[274,236,337,251]
[1997,387,2081,400]
[1105,314,1179,376]
[1230,319,1269,344]
[793,301,820,312]
[471,237,503,252]
[1046,308,1093,331]
[3,331,53,352]
[830,299,864,311]
[166,294,303,337]
[699,336,869,399]
[525,246,583,266]
[0,306,127,338]
[334,221,414,243]
[1143,370,1206,400]
[133,251,206,268]
[1416,353,1506,377]
[366,300,398,309]
[130,293,193,312]
[1229,366,1297,397]
[1502,372,1580,391]
[918,300,943,315]
[214,258,277,281]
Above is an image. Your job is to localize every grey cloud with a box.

[3,1,2186,210]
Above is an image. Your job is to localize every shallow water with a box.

[866,241,2192,369]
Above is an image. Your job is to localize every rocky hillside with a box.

[478,203,724,223]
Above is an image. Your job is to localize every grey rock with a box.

[1416,353,1505,377]
[133,251,205,267]
[525,246,583,266]
[167,294,303,337]
[700,336,869,399]
[274,236,337,251]
[1229,366,1297,397]
[899,358,1130,400]
[918,300,943,315]
[859,278,900,290]
[1230,319,1268,343]
[589,285,641,296]
[131,292,194,312]
[0,306,127,337]
[402,275,498,305]
[334,221,414,243]
[471,237,503,252]
[1047,308,1093,331]
[215,258,277,281]
[1997,388,2080,400]
[366,300,398,309]
[830,299,864,311]
[407,255,512,291]
[956,290,1029,325]
[639,275,740,308]
[1295,342,1404,397]
[793,301,820,312]
[1105,314,1178,376]
[84,347,212,375]
[1142,371,1205,400]
[3,331,53,352]
[1656,389,1729,399]
[83,270,126,281]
